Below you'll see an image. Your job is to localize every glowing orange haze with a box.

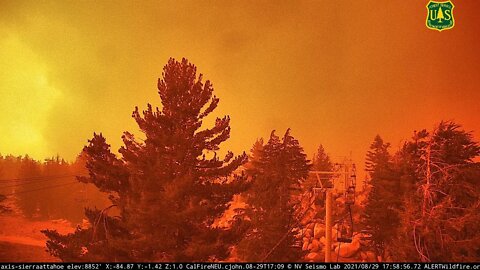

[0,1,479,177]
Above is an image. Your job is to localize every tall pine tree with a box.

[236,129,310,262]
[43,58,248,262]
[365,135,391,177]
[312,144,332,172]
[244,138,264,176]
[390,121,480,262]
[362,135,401,255]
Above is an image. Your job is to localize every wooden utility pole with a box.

[325,188,333,262]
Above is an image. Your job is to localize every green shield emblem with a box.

[426,1,455,31]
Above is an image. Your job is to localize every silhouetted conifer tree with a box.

[361,135,401,255]
[43,58,248,261]
[312,144,332,171]
[16,156,43,218]
[244,138,264,176]
[365,135,391,177]
[236,129,310,262]
[390,121,480,262]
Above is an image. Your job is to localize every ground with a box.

[0,208,76,262]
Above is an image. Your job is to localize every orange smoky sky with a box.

[0,1,479,177]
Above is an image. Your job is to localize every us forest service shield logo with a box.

[426,1,455,31]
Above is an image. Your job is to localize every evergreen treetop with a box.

[43,58,248,262]
[237,129,310,262]
[312,144,332,172]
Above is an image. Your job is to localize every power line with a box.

[0,177,73,190]
[0,176,70,189]
[0,174,88,190]
[2,181,80,197]
[0,173,87,183]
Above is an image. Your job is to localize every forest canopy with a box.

[0,58,478,263]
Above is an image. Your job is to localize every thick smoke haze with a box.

[1,1,479,175]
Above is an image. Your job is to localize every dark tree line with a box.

[42,58,316,262]
[39,58,480,262]
[0,154,108,222]
[362,122,480,262]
